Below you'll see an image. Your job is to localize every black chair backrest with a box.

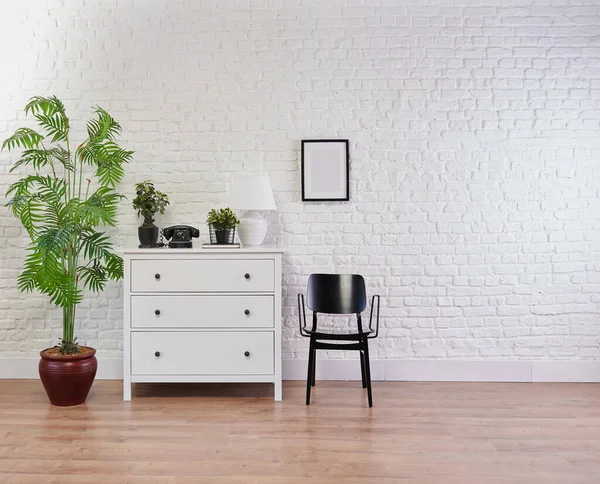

[307,274,367,314]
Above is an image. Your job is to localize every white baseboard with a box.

[0,357,123,380]
[1,357,599,382]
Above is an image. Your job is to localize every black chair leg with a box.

[362,337,373,407]
[311,349,316,387]
[306,336,315,405]
[359,351,367,388]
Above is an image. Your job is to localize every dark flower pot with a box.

[39,347,97,406]
[138,226,159,246]
[215,229,232,244]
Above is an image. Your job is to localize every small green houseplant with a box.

[206,207,240,244]
[132,180,169,246]
[3,95,132,406]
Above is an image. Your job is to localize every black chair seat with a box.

[298,274,381,407]
[301,329,374,340]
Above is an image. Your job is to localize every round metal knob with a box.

[244,309,250,316]
[154,273,160,280]
[244,273,250,280]
[155,309,160,316]
[154,351,161,357]
[244,351,250,357]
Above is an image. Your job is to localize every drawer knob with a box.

[155,351,161,358]
[244,273,250,280]
[244,309,250,316]
[155,309,161,316]
[154,273,161,280]
[244,351,250,357]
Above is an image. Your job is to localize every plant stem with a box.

[63,237,79,346]
[85,169,97,200]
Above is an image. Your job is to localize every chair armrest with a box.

[368,295,380,339]
[298,293,309,337]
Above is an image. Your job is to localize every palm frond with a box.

[18,246,82,308]
[34,113,69,143]
[76,187,122,226]
[86,106,122,141]
[7,195,45,237]
[24,96,70,144]
[6,174,39,197]
[77,140,132,187]
[9,149,51,173]
[48,146,74,172]
[104,253,124,281]
[79,230,112,260]
[37,226,73,254]
[78,263,107,292]
[2,128,44,151]
[25,95,66,117]
[34,175,67,203]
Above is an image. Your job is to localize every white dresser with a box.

[122,247,283,401]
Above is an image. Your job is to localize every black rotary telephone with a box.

[163,225,200,248]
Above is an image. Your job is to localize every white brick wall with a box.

[1,1,599,367]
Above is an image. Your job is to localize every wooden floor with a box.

[0,380,599,483]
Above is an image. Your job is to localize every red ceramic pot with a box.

[38,346,97,406]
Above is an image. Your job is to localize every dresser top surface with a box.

[121,245,285,255]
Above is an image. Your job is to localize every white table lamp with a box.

[230,173,277,246]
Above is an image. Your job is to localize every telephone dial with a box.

[163,225,199,248]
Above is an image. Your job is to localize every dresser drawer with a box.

[131,332,274,375]
[130,259,274,292]
[130,295,274,329]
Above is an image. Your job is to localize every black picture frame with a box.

[301,139,349,201]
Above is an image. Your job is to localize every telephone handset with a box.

[163,225,200,248]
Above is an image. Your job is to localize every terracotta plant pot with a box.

[39,346,97,406]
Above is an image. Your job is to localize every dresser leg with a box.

[274,380,282,402]
[123,380,132,401]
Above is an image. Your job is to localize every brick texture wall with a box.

[0,1,599,363]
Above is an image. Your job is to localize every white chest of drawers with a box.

[122,247,283,401]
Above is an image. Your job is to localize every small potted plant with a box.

[206,207,240,244]
[132,180,169,246]
[3,95,132,406]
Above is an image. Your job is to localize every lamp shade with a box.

[230,173,277,211]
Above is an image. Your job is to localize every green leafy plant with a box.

[132,180,169,227]
[206,207,240,230]
[3,95,132,354]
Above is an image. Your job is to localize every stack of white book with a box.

[201,243,241,249]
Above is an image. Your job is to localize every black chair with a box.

[298,274,380,407]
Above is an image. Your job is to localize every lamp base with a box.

[238,212,268,246]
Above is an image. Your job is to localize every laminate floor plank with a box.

[0,380,598,483]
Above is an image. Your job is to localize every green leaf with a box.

[79,141,132,187]
[2,128,44,151]
[8,195,44,237]
[48,146,74,172]
[104,253,124,281]
[86,106,122,141]
[6,175,38,197]
[34,112,68,143]
[79,230,112,260]
[18,246,82,308]
[24,96,70,144]
[34,175,67,203]
[25,95,66,117]
[9,149,52,173]
[78,263,106,292]
[75,186,123,227]
[37,226,72,254]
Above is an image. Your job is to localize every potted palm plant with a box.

[132,180,169,246]
[3,95,132,406]
[206,207,240,244]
